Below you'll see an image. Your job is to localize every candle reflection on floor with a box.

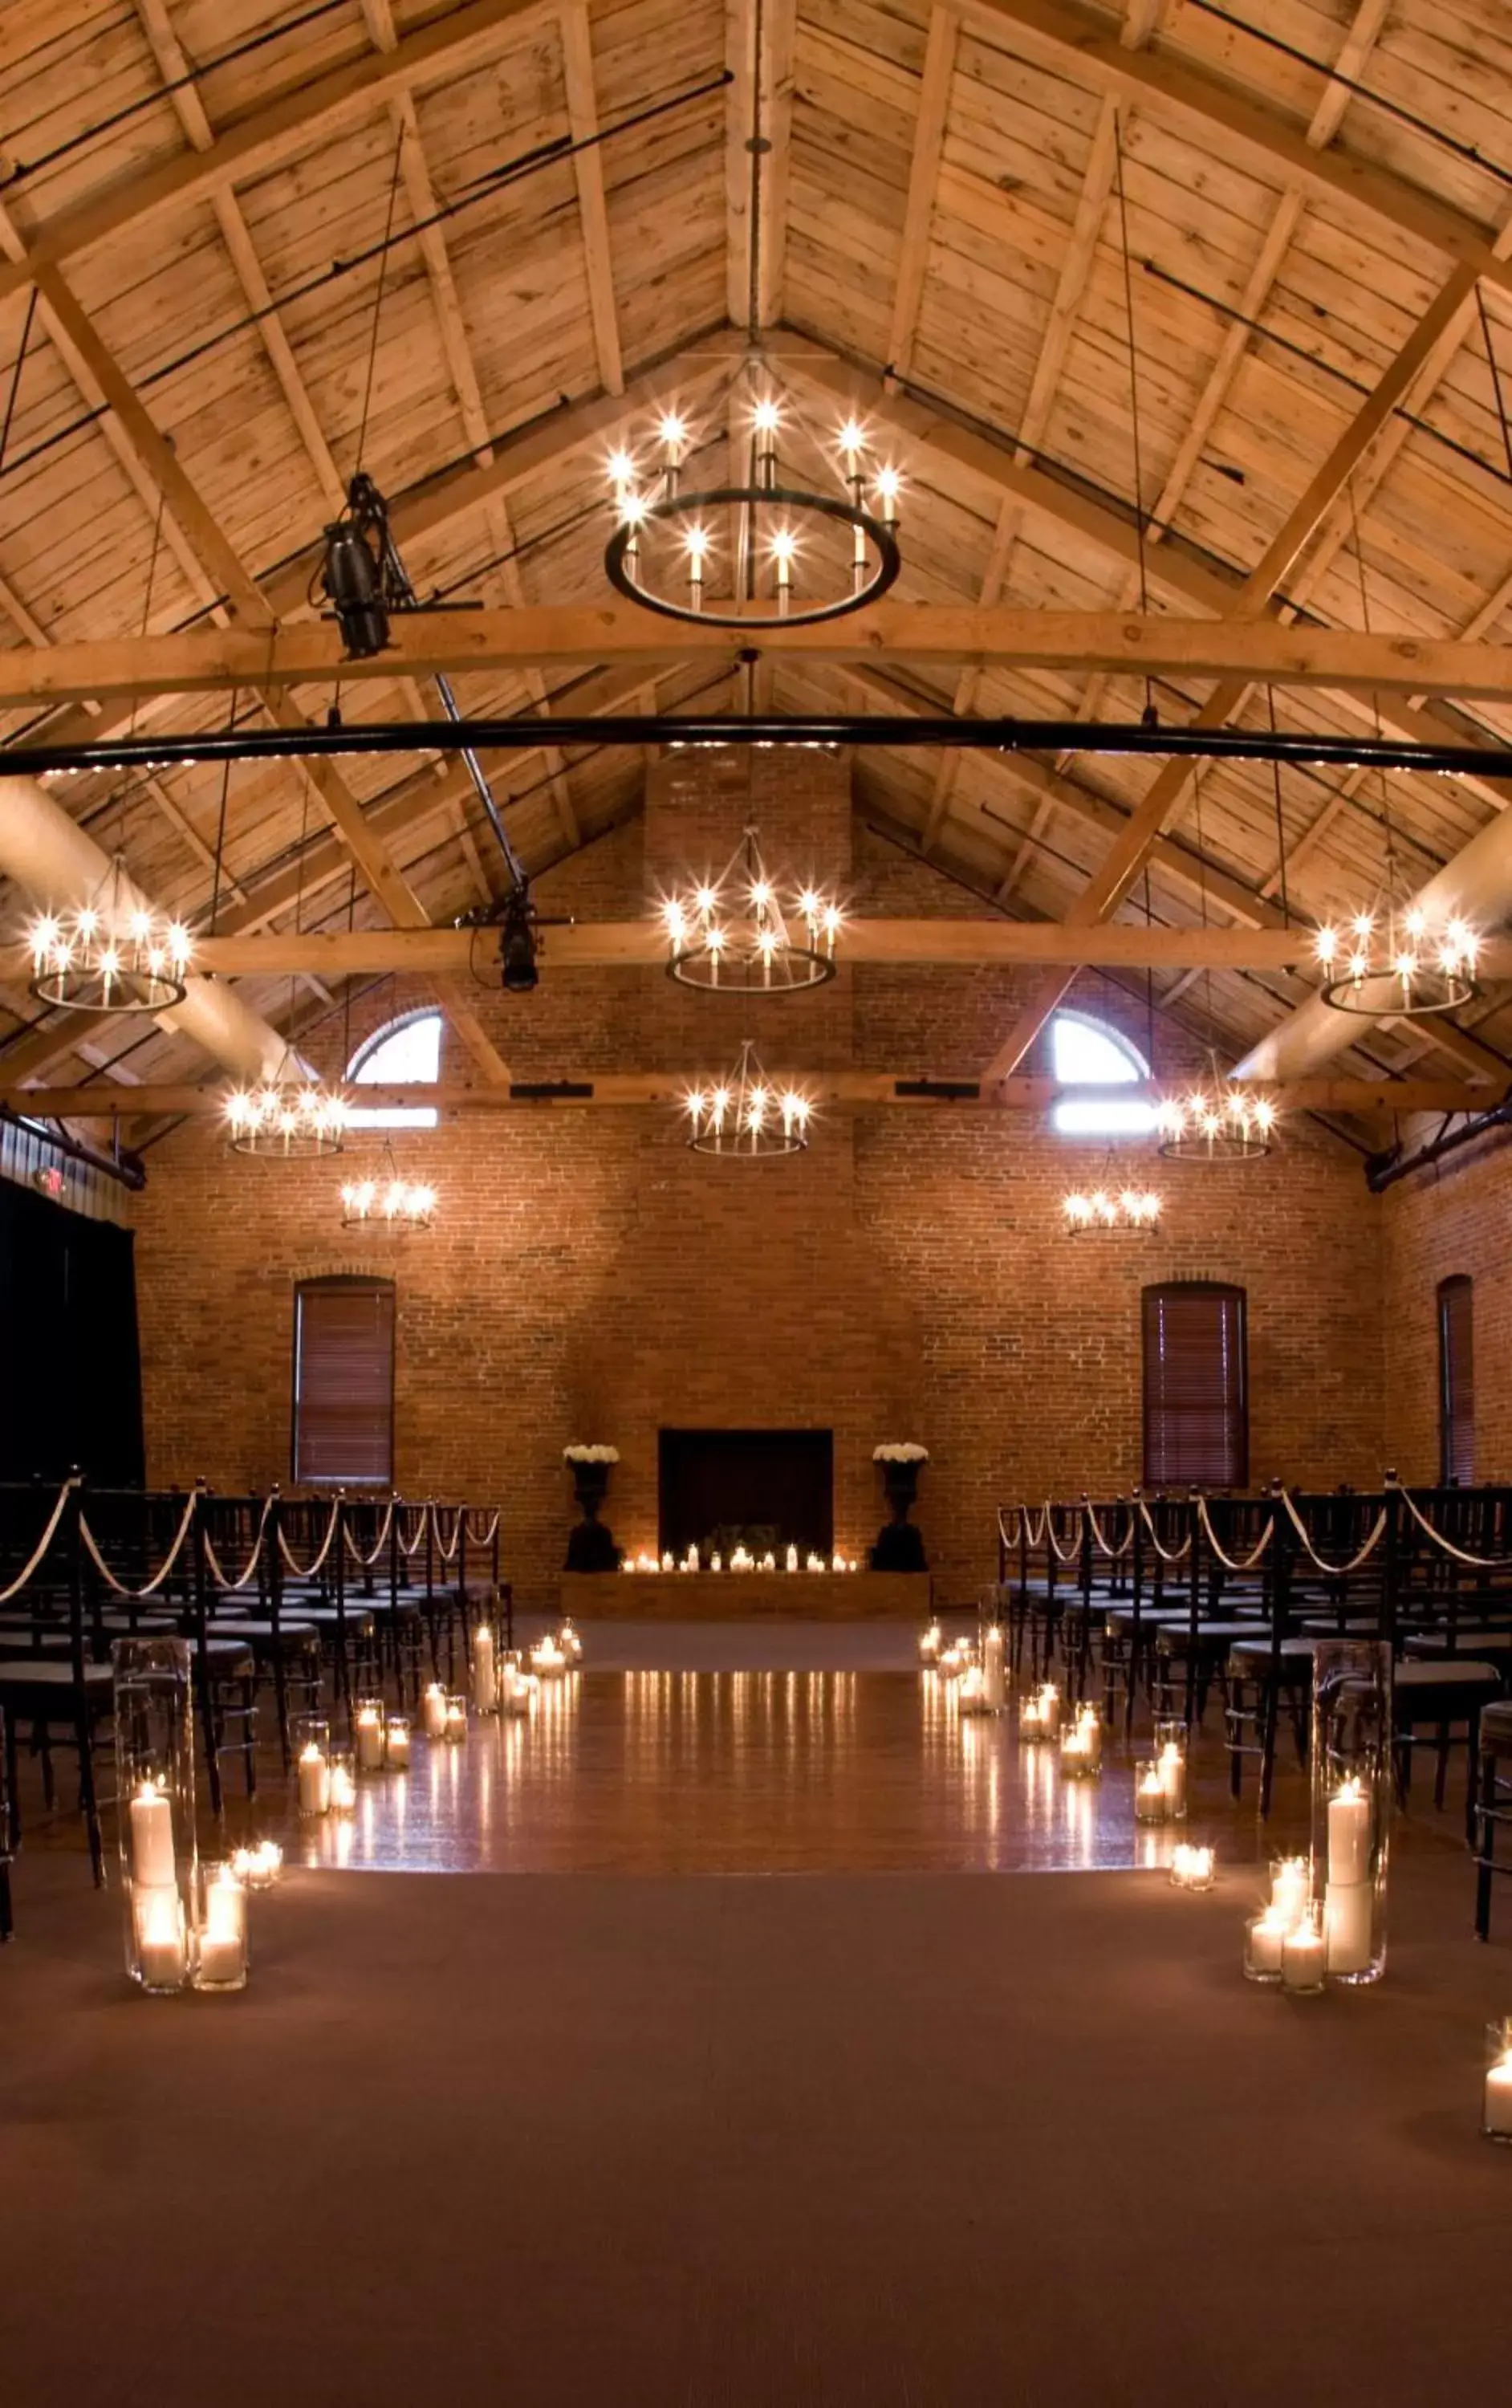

[268,1671,1255,1878]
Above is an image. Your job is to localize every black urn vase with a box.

[565,1458,619,1572]
[872,1459,927,1572]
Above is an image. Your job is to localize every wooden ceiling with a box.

[2,0,1512,1120]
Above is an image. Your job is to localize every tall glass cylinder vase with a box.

[470,1596,502,1714]
[113,1636,197,1995]
[977,1597,1006,1712]
[1311,1637,1391,1985]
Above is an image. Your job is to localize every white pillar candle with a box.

[135,1886,187,1990]
[1159,1743,1186,1820]
[1270,1857,1309,1922]
[385,1719,411,1771]
[329,1761,358,1812]
[1136,1766,1167,1820]
[130,1782,176,1889]
[1323,1881,1374,1974]
[445,1698,468,1742]
[197,1871,247,1988]
[662,1551,675,1572]
[422,1684,447,1739]
[297,1743,330,1816]
[356,1705,386,1770]
[982,1625,1006,1709]
[689,1545,700,1571]
[1246,1909,1290,1975]
[1038,1687,1061,1738]
[786,1545,799,1572]
[473,1626,497,1713]
[1485,2055,1512,2138]
[1327,1779,1372,1885]
[1282,1918,1327,1995]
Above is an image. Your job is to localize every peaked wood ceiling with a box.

[2,0,1512,1123]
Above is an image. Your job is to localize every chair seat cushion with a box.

[1394,1658,1502,1692]
[1482,1701,1512,1751]
[0,1658,114,1690]
[1405,1630,1512,1657]
[1227,1637,1320,1666]
[209,1618,319,1646]
[1104,1607,1196,1636]
[1156,1619,1269,1652]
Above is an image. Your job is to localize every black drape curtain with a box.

[0,1180,144,1484]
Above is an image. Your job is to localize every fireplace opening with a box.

[658,1428,834,1561]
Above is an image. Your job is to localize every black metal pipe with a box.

[1366,1104,1512,1193]
[13,714,1512,779]
[0,1105,146,1192]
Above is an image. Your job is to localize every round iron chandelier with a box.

[1314,903,1479,1019]
[224,1057,348,1159]
[339,1140,436,1230]
[603,369,901,629]
[1156,1082,1277,1161]
[684,1039,811,1158]
[660,824,841,993]
[1062,1186,1161,1235]
[26,853,192,1015]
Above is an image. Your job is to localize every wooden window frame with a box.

[1141,1281,1249,1491]
[291,1275,396,1489]
[1437,1274,1474,1487]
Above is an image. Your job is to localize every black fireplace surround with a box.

[658,1428,834,1561]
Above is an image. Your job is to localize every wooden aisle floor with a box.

[4,1625,1510,2405]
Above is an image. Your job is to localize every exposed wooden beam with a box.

[924,92,1117,848]
[6,1074,1487,1119]
[961,0,1512,303]
[27,338,745,767]
[132,0,344,513]
[887,9,960,380]
[1119,0,1164,47]
[17,606,1512,703]
[0,0,557,311]
[6,921,1506,982]
[975,251,1492,1088]
[6,255,510,1083]
[560,5,625,396]
[726,0,796,330]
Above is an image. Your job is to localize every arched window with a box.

[1437,1275,1474,1486]
[1050,1010,1157,1136]
[1142,1282,1248,1490]
[345,1010,441,1129]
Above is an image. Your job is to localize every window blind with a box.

[293,1277,395,1486]
[1437,1275,1474,1487]
[1142,1283,1248,1489]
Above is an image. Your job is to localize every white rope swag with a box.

[0,1486,502,1599]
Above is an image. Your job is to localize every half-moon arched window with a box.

[1050,1010,1157,1136]
[345,1010,441,1129]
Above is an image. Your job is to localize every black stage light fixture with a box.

[319,474,395,659]
[499,885,539,992]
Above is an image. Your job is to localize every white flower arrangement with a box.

[563,1444,620,1464]
[873,1442,929,1463]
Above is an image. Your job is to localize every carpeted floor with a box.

[5,1837,1510,2406]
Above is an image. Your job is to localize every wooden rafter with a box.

[922,92,1118,851]
[725,0,796,331]
[2,250,510,1082]
[0,0,559,311]
[19,605,1512,703]
[356,0,579,848]
[560,5,625,397]
[5,1074,1490,1120]
[4,922,1507,981]
[887,9,960,382]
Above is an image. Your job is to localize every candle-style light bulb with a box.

[874,465,901,525]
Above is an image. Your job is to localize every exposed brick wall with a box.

[133,752,1392,1608]
[1381,1127,1512,1483]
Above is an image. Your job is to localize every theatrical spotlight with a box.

[500,885,539,992]
[317,474,396,659]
